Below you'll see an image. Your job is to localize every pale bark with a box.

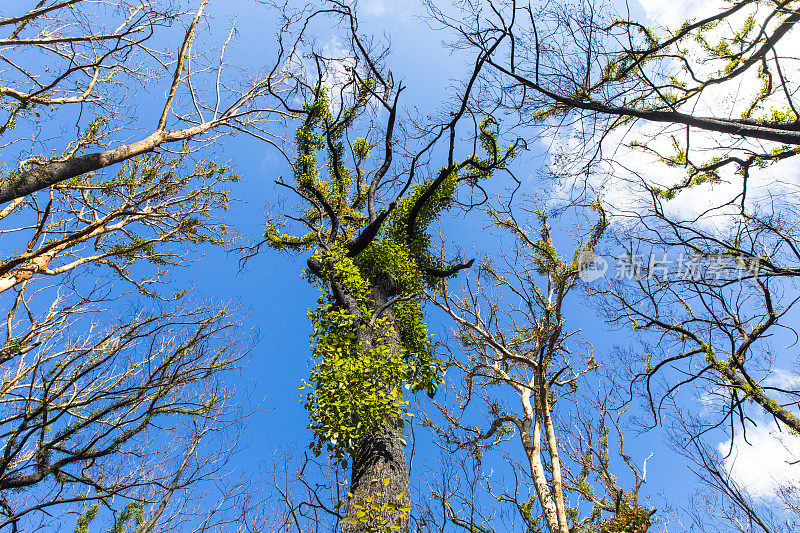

[520,388,563,533]
[541,383,570,533]
[0,127,208,205]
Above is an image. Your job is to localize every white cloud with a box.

[321,36,354,88]
[719,419,800,499]
[764,369,800,391]
[544,0,800,230]
[714,371,800,499]
[361,0,388,17]
[636,0,720,30]
[357,0,419,21]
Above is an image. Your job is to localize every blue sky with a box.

[6,0,798,529]
[155,0,702,523]
[183,0,695,521]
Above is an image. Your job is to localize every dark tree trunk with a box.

[341,274,411,533]
[342,427,410,532]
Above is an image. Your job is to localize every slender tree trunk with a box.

[341,275,411,533]
[520,388,563,533]
[540,382,569,533]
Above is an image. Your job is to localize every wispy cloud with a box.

[637,0,721,29]
[357,0,418,21]
[715,370,800,499]
[719,419,800,499]
[545,0,800,231]
[361,0,388,17]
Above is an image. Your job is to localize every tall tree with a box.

[0,2,279,530]
[254,4,517,530]
[423,203,654,533]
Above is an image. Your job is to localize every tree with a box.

[0,150,259,531]
[252,3,518,530]
[437,0,800,529]
[442,0,800,146]
[422,202,654,533]
[0,0,281,204]
[0,2,274,530]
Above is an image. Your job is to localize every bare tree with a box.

[0,0,287,204]
[0,142,262,531]
[436,0,800,147]
[1,298,252,532]
[435,0,800,430]
[424,1,800,529]
[0,3,306,528]
[423,201,655,533]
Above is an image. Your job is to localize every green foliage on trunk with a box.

[266,82,515,463]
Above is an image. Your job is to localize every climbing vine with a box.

[263,76,516,463]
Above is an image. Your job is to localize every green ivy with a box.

[302,245,444,463]
[304,304,411,461]
[74,501,100,533]
[594,498,652,533]
[266,85,513,463]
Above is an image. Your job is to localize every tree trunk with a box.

[342,427,411,532]
[520,388,563,533]
[341,275,411,533]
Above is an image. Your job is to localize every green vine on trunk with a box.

[263,81,516,464]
